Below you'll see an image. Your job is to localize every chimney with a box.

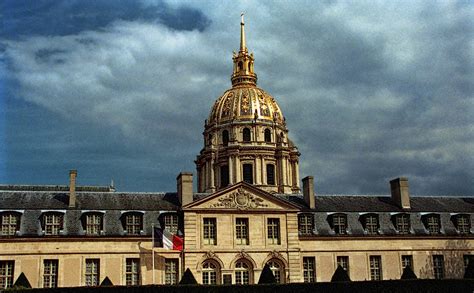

[69,169,77,208]
[390,177,410,209]
[177,172,193,206]
[302,176,315,209]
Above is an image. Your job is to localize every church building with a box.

[0,17,473,289]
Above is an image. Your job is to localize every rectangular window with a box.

[395,214,410,234]
[125,214,142,235]
[336,256,349,276]
[401,255,413,269]
[0,261,14,289]
[425,215,440,234]
[85,259,100,286]
[456,215,471,234]
[235,218,249,245]
[1,213,19,236]
[243,164,253,184]
[44,214,63,236]
[43,259,58,288]
[364,215,378,235]
[164,214,178,234]
[220,165,229,188]
[266,164,275,185]
[332,214,347,235]
[267,218,280,245]
[165,259,179,285]
[369,256,382,281]
[433,255,444,279]
[203,218,217,245]
[86,214,102,236]
[298,214,313,236]
[303,257,316,283]
[125,258,140,286]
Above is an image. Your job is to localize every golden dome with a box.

[208,87,284,124]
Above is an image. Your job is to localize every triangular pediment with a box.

[183,182,300,211]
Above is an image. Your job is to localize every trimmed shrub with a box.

[13,272,32,288]
[258,264,277,284]
[331,265,351,282]
[179,268,198,285]
[401,266,417,279]
[100,276,113,286]
[464,260,474,279]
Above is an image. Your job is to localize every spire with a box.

[240,13,247,52]
[231,14,257,87]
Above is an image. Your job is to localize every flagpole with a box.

[152,223,155,284]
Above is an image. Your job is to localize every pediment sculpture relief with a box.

[210,188,268,210]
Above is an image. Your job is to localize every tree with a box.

[331,265,351,282]
[179,268,198,285]
[258,264,277,284]
[13,272,31,288]
[401,266,418,279]
[100,276,113,286]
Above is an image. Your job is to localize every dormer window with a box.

[298,214,314,236]
[82,213,103,236]
[392,213,410,234]
[361,214,379,235]
[422,214,441,234]
[42,212,64,236]
[243,128,251,142]
[453,214,470,234]
[122,213,143,235]
[329,214,347,235]
[1,212,21,237]
[162,213,179,234]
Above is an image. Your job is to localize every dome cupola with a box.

[196,15,300,194]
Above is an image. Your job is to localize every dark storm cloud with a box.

[1,0,210,39]
[1,1,473,194]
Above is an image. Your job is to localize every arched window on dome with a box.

[243,128,251,142]
[235,259,253,284]
[238,61,243,71]
[248,62,251,72]
[264,129,272,142]
[202,260,220,285]
[266,164,275,185]
[267,259,285,284]
[222,130,229,146]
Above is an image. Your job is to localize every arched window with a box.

[220,165,229,188]
[267,259,285,284]
[243,128,251,142]
[238,61,243,71]
[264,129,271,142]
[266,164,275,185]
[243,164,253,184]
[222,130,229,146]
[202,260,220,284]
[235,260,253,284]
[248,62,251,71]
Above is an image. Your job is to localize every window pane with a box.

[243,164,253,184]
[236,218,249,245]
[220,165,229,188]
[433,255,444,279]
[125,258,140,285]
[365,215,378,235]
[85,259,100,286]
[369,256,382,281]
[298,214,313,236]
[165,259,179,285]
[456,215,471,234]
[1,213,20,236]
[43,260,58,288]
[395,214,410,234]
[303,257,315,283]
[164,214,178,234]
[333,215,346,235]
[203,218,217,245]
[267,260,284,284]
[336,256,349,276]
[267,218,280,244]
[44,214,63,236]
[86,214,102,236]
[0,261,14,289]
[125,214,142,235]
[266,164,275,185]
[401,255,413,269]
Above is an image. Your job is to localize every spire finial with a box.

[240,12,246,52]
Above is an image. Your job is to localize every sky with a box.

[0,0,473,195]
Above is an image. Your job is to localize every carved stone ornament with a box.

[269,250,283,259]
[210,188,268,210]
[204,251,216,259]
[237,250,250,259]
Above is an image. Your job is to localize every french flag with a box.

[154,227,183,251]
